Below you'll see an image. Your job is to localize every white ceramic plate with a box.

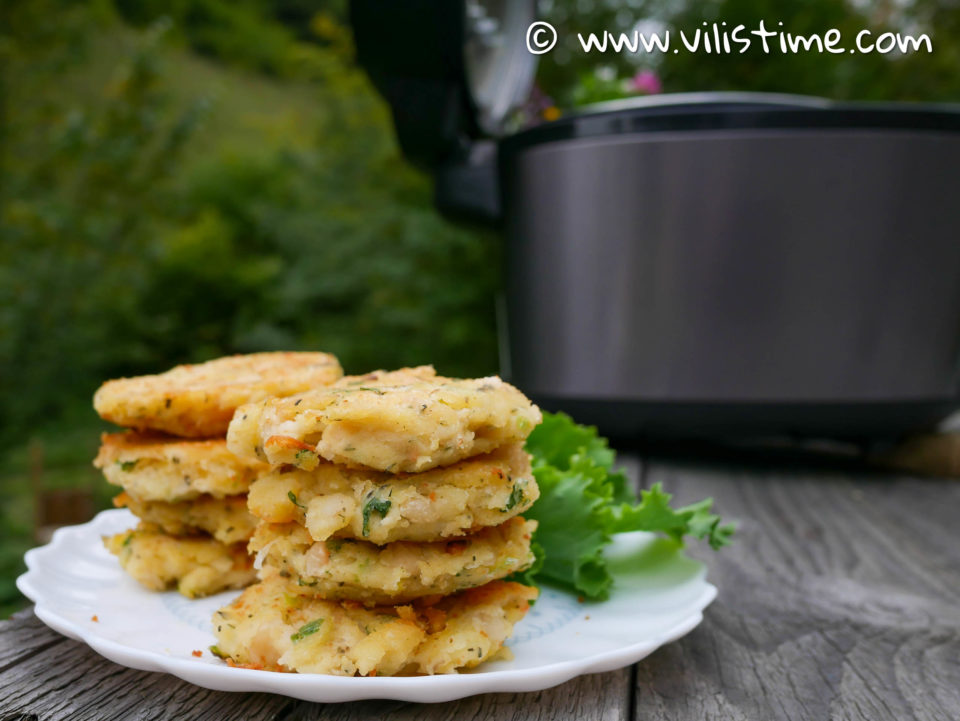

[17,509,716,703]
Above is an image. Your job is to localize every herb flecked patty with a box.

[227,366,542,473]
[212,575,537,675]
[250,516,536,605]
[113,491,258,545]
[94,432,266,502]
[248,443,538,544]
[103,523,255,598]
[94,352,342,438]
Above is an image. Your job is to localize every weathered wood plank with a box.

[0,611,293,721]
[632,460,960,721]
[279,669,632,721]
[0,608,68,674]
[0,609,629,721]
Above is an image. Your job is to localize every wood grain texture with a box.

[0,609,67,674]
[0,611,630,720]
[0,612,294,721]
[632,459,960,721]
[279,670,631,721]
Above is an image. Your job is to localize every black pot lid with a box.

[502,91,960,153]
[351,0,537,168]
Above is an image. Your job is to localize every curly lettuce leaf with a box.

[523,457,616,598]
[525,410,616,471]
[523,412,734,600]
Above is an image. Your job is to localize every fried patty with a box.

[212,576,537,675]
[248,443,538,544]
[103,524,255,598]
[250,517,536,605]
[94,432,266,502]
[227,366,541,473]
[113,492,258,545]
[93,352,342,438]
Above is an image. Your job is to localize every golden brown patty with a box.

[93,352,342,438]
[114,492,258,545]
[248,443,538,544]
[212,576,537,675]
[94,432,266,502]
[227,366,541,473]
[251,517,536,605]
[103,524,255,598]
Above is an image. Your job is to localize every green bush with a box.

[0,1,500,448]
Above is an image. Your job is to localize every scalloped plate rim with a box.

[17,509,717,703]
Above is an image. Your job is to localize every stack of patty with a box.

[91,352,343,598]
[214,365,544,675]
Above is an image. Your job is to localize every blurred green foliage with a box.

[1,0,501,448]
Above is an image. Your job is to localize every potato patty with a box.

[94,432,266,502]
[248,443,538,544]
[250,517,536,605]
[212,576,537,675]
[227,366,541,473]
[103,524,255,598]
[113,492,258,544]
[93,352,342,438]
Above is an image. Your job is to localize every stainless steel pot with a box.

[499,95,960,439]
[351,3,960,440]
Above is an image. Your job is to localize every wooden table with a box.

[2,451,958,720]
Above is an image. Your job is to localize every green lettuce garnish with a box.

[522,412,734,600]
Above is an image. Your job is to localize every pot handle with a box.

[350,0,533,224]
[434,141,500,224]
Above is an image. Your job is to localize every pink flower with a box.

[630,70,662,95]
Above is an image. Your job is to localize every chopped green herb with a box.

[297,577,318,587]
[356,386,386,395]
[361,496,392,537]
[501,482,526,512]
[294,449,315,463]
[122,533,134,547]
[290,618,324,642]
[288,491,307,510]
[117,460,138,472]
[208,645,228,659]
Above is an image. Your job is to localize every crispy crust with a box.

[103,524,255,598]
[114,492,258,544]
[251,517,536,605]
[248,443,538,543]
[212,576,537,675]
[227,366,541,473]
[94,432,267,501]
[93,352,342,438]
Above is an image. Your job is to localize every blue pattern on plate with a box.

[162,592,227,633]
[507,587,581,646]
